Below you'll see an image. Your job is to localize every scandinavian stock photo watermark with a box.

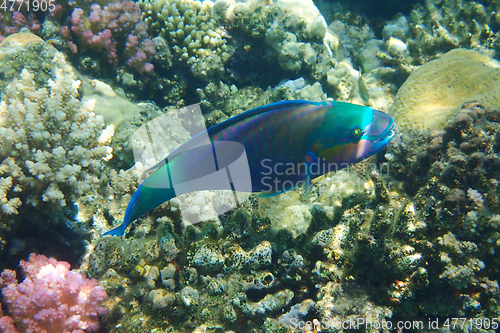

[259,157,390,194]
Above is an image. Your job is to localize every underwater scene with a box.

[1,0,500,332]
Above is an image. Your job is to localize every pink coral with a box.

[0,254,108,333]
[63,0,156,72]
[0,11,41,42]
[0,303,17,333]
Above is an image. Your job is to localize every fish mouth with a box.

[370,120,396,153]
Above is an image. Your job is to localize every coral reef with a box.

[208,0,372,104]
[380,102,500,317]
[0,31,73,94]
[88,215,306,332]
[358,0,500,106]
[1,1,157,88]
[389,48,500,131]
[80,103,500,332]
[196,77,328,128]
[3,0,500,332]
[0,32,122,265]
[0,1,160,100]
[0,0,389,107]
[0,253,108,332]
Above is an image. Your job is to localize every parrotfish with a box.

[104,100,395,236]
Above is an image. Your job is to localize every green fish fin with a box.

[258,189,290,198]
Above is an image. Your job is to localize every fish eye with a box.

[351,128,362,138]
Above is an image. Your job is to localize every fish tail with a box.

[102,222,127,237]
[102,188,144,237]
[103,184,176,236]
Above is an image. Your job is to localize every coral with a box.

[327,18,375,62]
[82,104,500,333]
[320,19,397,104]
[87,210,307,331]
[63,1,156,75]
[389,49,500,131]
[278,34,307,71]
[402,0,500,62]
[0,302,17,333]
[467,188,484,209]
[139,0,230,80]
[358,39,386,73]
[0,3,158,100]
[0,10,41,42]
[378,102,500,315]
[196,77,329,131]
[0,253,108,332]
[233,289,294,316]
[363,0,500,111]
[215,0,351,100]
[325,59,361,101]
[0,67,112,225]
[180,285,199,307]
[0,31,73,95]
[369,35,417,81]
[148,288,176,309]
[275,0,327,40]
[277,298,314,325]
[192,244,225,274]
[314,281,393,331]
[251,0,327,72]
[6,1,500,332]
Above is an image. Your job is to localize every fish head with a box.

[361,108,396,156]
[311,103,395,165]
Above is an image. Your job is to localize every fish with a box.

[104,100,395,236]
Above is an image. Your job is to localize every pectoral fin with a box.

[258,189,290,198]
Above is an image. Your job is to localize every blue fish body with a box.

[104,100,395,236]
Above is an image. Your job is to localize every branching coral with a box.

[0,253,108,332]
[63,1,156,74]
[0,10,42,42]
[0,68,112,226]
[139,0,230,79]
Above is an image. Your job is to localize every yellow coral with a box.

[389,49,500,131]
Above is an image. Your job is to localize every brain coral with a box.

[389,49,500,131]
